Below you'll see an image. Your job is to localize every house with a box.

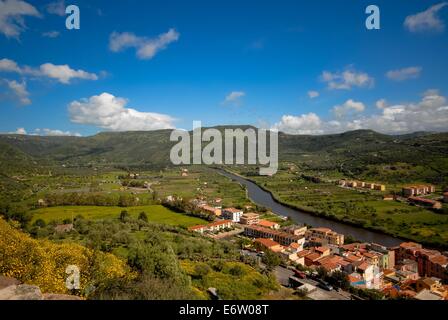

[416,277,448,299]
[254,238,283,253]
[244,225,305,246]
[239,213,260,225]
[415,289,443,301]
[280,249,302,264]
[188,220,233,234]
[37,199,47,207]
[402,185,436,197]
[54,224,74,233]
[373,184,386,191]
[443,192,448,203]
[395,242,448,282]
[283,224,307,236]
[199,205,222,216]
[222,207,243,222]
[408,196,442,209]
[257,219,280,230]
[305,227,344,246]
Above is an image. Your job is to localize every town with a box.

[183,194,448,300]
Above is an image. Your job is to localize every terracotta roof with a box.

[208,220,233,227]
[255,238,281,248]
[241,212,260,219]
[305,252,322,261]
[357,262,370,271]
[223,207,242,213]
[310,227,332,233]
[257,219,279,228]
[315,246,330,253]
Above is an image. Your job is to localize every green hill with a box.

[0,128,447,184]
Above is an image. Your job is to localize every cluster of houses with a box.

[338,180,386,191]
[401,185,443,209]
[254,230,448,299]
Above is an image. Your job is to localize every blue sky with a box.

[1,0,448,136]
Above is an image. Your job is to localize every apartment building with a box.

[239,212,260,225]
[244,225,305,247]
[305,227,344,246]
[222,207,243,222]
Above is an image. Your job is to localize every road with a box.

[274,266,352,300]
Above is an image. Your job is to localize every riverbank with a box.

[215,168,447,250]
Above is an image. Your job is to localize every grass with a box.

[30,204,207,227]
[181,260,279,300]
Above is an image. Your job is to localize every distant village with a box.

[339,180,446,210]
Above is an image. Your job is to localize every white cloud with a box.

[321,69,374,90]
[376,99,388,109]
[0,58,21,73]
[223,91,245,105]
[0,0,40,38]
[404,2,448,32]
[273,90,448,134]
[68,92,176,131]
[42,30,60,38]
[272,113,323,135]
[0,58,98,84]
[34,128,81,137]
[39,63,98,84]
[5,79,30,105]
[386,66,422,81]
[12,127,26,134]
[307,90,319,99]
[332,99,365,118]
[109,28,180,60]
[46,0,65,16]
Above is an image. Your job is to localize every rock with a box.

[43,293,82,300]
[0,276,21,290]
[0,284,43,300]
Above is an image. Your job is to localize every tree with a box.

[138,211,148,222]
[33,219,46,228]
[261,250,281,270]
[120,210,129,222]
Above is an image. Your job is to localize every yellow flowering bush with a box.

[0,218,134,296]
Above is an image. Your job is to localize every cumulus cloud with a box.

[0,0,40,38]
[68,92,176,131]
[109,29,180,60]
[223,91,245,105]
[42,30,60,38]
[307,90,319,99]
[0,58,98,84]
[12,127,26,134]
[4,79,30,105]
[321,69,374,90]
[404,2,448,32]
[46,0,66,16]
[376,99,388,109]
[272,113,323,135]
[273,90,448,134]
[39,63,98,84]
[386,66,422,81]
[34,128,81,137]
[333,99,365,118]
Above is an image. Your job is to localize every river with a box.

[216,169,403,247]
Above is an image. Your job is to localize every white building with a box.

[222,207,243,222]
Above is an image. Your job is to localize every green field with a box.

[30,205,207,227]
